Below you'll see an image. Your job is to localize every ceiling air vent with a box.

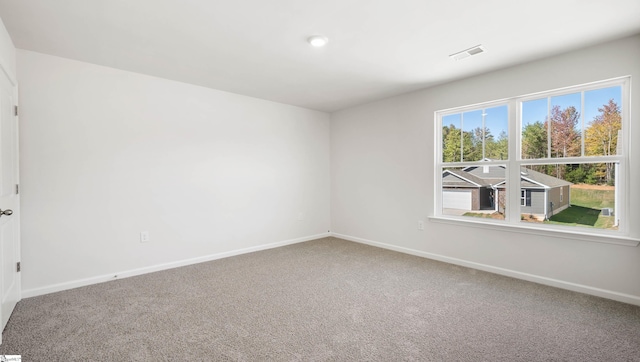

[449,45,485,61]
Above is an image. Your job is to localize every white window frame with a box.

[432,77,636,246]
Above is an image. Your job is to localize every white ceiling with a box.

[1,0,639,112]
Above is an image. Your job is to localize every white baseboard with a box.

[21,232,331,298]
[23,231,640,306]
[331,232,640,306]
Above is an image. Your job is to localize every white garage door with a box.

[443,190,472,210]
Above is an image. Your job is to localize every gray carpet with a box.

[1,237,639,361]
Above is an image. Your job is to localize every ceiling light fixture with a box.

[449,45,485,61]
[307,35,328,47]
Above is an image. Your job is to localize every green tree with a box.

[467,127,488,161]
[461,131,476,161]
[443,125,462,162]
[442,125,477,162]
[564,164,588,184]
[472,127,484,158]
[522,121,547,159]
[486,130,508,160]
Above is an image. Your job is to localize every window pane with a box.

[442,114,461,162]
[521,98,548,159]
[484,105,509,160]
[520,163,617,230]
[443,105,508,163]
[462,110,483,162]
[550,93,581,158]
[584,86,622,156]
[442,165,505,220]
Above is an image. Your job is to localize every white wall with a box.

[18,50,330,296]
[331,34,640,304]
[14,31,640,304]
[0,17,15,82]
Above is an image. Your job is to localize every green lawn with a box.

[548,205,599,226]
[569,187,614,209]
[546,187,616,229]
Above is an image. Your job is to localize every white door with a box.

[442,190,472,210]
[0,68,20,341]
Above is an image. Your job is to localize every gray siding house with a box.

[442,165,572,220]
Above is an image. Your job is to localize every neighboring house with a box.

[442,164,572,220]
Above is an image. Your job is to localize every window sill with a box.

[428,216,640,247]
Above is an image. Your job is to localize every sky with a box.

[521,85,622,132]
[443,105,508,138]
[443,85,622,138]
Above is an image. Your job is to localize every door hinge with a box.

[14,105,18,116]
[17,262,20,272]
[15,184,19,194]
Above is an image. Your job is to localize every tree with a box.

[563,164,598,184]
[442,124,453,145]
[442,125,462,162]
[472,127,484,159]
[461,131,476,161]
[486,130,508,160]
[585,99,621,185]
[547,105,581,179]
[442,125,477,162]
[522,121,547,159]
[468,127,490,161]
[549,105,581,158]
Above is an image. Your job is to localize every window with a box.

[560,187,563,203]
[520,190,531,207]
[435,77,629,238]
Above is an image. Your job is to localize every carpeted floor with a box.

[1,237,639,361]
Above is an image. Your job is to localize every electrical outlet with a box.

[140,231,150,243]
[417,220,425,230]
[297,212,304,221]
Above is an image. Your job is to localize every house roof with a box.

[443,164,572,189]
[520,168,573,188]
[443,169,486,187]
